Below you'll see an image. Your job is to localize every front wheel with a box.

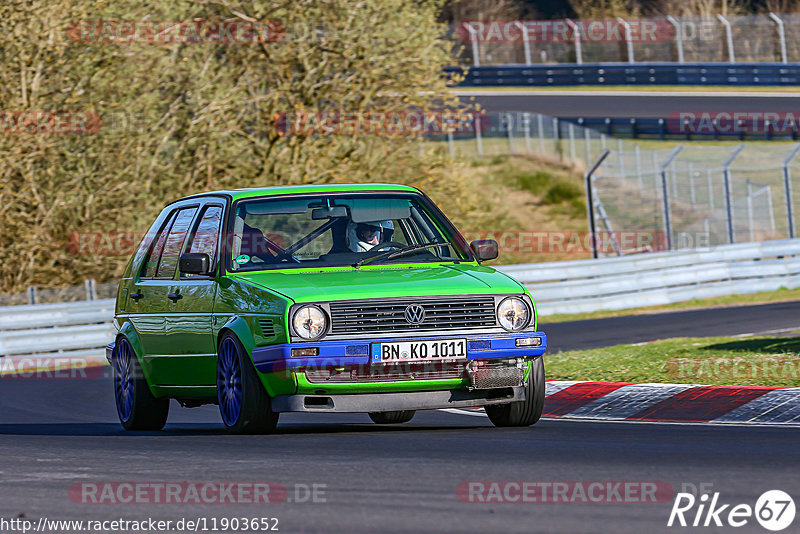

[217,333,279,434]
[485,357,545,427]
[368,411,415,424]
[113,337,169,431]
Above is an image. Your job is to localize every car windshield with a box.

[227,193,470,271]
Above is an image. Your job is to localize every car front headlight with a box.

[292,305,328,340]
[497,297,530,331]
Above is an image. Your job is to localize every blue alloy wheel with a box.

[217,337,243,427]
[114,339,135,423]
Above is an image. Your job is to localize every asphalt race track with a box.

[1,301,800,533]
[542,300,800,353]
[456,90,800,118]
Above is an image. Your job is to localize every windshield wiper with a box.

[353,240,452,269]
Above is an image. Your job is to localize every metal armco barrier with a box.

[446,63,800,86]
[1,238,798,358]
[498,238,800,315]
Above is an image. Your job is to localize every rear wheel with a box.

[485,357,545,427]
[217,333,279,434]
[113,337,169,431]
[368,410,415,424]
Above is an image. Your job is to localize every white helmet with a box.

[347,220,394,252]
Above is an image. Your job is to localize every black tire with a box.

[368,410,416,424]
[113,337,169,431]
[217,333,279,434]
[485,357,545,427]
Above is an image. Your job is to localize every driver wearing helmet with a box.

[347,220,394,252]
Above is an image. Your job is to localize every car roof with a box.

[174,183,421,203]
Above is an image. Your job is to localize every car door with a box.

[163,202,225,387]
[132,204,199,385]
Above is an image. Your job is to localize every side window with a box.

[141,210,177,279]
[156,207,198,278]
[184,205,223,277]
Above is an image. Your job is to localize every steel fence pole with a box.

[666,16,684,63]
[722,144,745,243]
[661,146,684,250]
[569,122,576,163]
[707,168,715,209]
[585,149,611,259]
[565,19,583,64]
[617,18,635,63]
[514,22,532,65]
[506,113,514,154]
[717,14,736,63]
[747,179,755,241]
[475,113,483,156]
[781,142,800,238]
[537,114,545,154]
[584,127,591,162]
[463,23,481,67]
[769,13,788,64]
[523,112,531,153]
[635,144,643,190]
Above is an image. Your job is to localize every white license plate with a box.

[371,339,467,364]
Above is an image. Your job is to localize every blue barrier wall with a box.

[447,63,800,86]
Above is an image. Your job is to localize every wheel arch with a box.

[216,316,281,399]
[114,321,160,393]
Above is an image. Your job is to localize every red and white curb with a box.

[446,381,800,425]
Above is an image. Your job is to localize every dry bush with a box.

[0,0,489,292]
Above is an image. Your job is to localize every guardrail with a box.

[500,238,800,314]
[1,239,798,358]
[562,117,800,141]
[447,63,800,86]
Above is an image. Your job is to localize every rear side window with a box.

[156,207,198,278]
[184,205,223,276]
[141,210,177,278]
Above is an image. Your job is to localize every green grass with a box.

[547,335,800,387]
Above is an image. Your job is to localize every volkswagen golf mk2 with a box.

[108,184,547,433]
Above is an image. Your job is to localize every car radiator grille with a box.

[328,296,496,336]
[305,362,464,384]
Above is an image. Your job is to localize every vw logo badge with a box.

[404,304,426,325]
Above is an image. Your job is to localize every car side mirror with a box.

[470,239,498,261]
[179,252,212,275]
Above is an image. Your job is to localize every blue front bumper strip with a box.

[251,332,547,373]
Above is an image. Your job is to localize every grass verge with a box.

[546,334,800,387]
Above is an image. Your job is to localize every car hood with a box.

[233,263,525,303]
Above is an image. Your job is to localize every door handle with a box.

[167,292,182,303]
[130,292,144,302]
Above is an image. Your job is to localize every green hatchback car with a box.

[107,184,547,433]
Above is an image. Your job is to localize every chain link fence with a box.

[453,13,800,66]
[590,143,800,256]
[427,110,800,258]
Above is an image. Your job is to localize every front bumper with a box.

[271,385,525,413]
[251,331,547,374]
